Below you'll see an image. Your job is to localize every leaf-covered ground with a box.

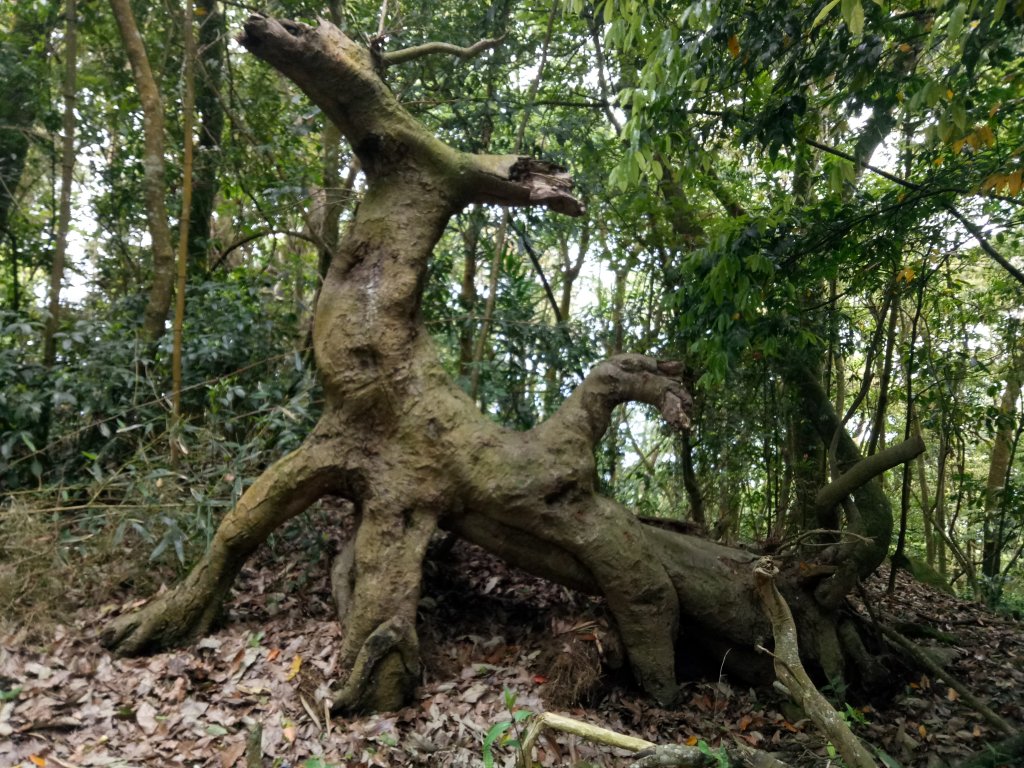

[2,510,1022,768]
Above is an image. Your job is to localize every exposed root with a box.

[879,621,1014,736]
[331,615,419,713]
[102,441,343,654]
[752,557,877,768]
[516,712,793,768]
[100,580,225,655]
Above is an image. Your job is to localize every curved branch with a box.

[546,354,692,444]
[381,35,505,66]
[210,228,323,272]
[239,15,581,219]
[805,137,1024,287]
[815,433,926,517]
[753,558,878,768]
[467,155,584,215]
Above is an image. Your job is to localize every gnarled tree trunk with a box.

[102,15,915,714]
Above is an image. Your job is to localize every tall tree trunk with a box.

[680,431,706,527]
[888,283,923,592]
[457,207,484,380]
[186,0,225,275]
[867,287,900,458]
[36,0,80,450]
[916,432,935,566]
[982,339,1023,603]
[109,0,177,342]
[171,0,197,444]
[934,430,950,577]
[42,0,78,371]
[0,7,59,310]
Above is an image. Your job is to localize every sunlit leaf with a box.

[286,654,302,681]
[813,0,841,27]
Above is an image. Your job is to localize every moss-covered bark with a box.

[102,14,908,712]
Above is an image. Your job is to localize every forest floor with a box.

[1,504,1022,768]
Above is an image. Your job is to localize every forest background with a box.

[1,0,1023,761]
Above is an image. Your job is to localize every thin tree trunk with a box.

[1,9,59,311]
[680,430,705,526]
[867,287,900,457]
[457,207,483,380]
[171,0,197,442]
[469,0,556,402]
[982,336,1023,602]
[186,0,225,274]
[542,224,589,410]
[0,9,58,242]
[110,0,177,342]
[934,431,949,577]
[42,0,78,370]
[916,432,935,566]
[888,283,923,592]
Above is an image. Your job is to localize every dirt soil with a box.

[2,508,1022,768]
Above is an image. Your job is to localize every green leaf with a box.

[482,720,512,768]
[502,687,518,710]
[840,0,858,29]
[951,100,967,133]
[602,0,615,25]
[849,0,865,36]
[813,0,841,28]
[993,0,1007,23]
[19,432,37,452]
[947,2,967,43]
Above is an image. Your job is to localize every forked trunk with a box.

[102,14,912,713]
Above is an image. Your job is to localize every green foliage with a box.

[300,758,340,768]
[481,687,532,768]
[0,686,22,702]
[697,739,732,767]
[2,0,1024,619]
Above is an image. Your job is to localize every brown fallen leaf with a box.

[219,737,246,768]
[135,701,159,736]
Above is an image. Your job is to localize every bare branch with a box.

[753,559,878,768]
[805,137,1024,288]
[468,155,584,215]
[211,228,322,271]
[546,354,692,445]
[381,35,505,66]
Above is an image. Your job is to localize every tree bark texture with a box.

[43,0,78,370]
[109,0,177,342]
[186,0,226,274]
[982,347,1022,596]
[102,15,903,713]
